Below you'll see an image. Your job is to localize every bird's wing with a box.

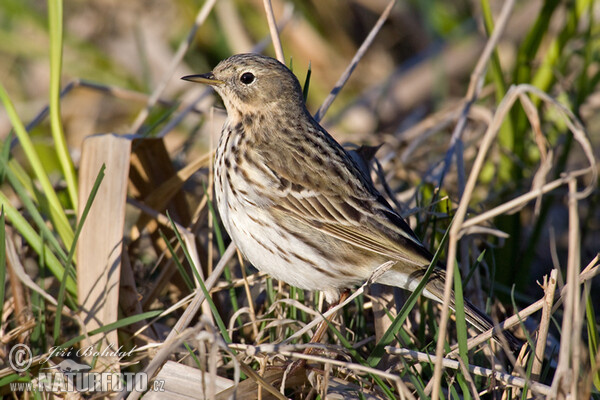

[256,139,433,267]
[274,189,431,266]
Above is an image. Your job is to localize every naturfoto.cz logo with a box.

[8,344,164,394]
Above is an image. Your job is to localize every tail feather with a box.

[462,297,523,352]
[424,273,523,352]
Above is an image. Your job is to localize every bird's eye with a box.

[240,72,255,85]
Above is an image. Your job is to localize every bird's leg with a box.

[306,290,350,350]
[288,290,350,375]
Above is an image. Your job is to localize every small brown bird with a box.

[183,53,519,349]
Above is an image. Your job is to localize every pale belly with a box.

[215,173,372,301]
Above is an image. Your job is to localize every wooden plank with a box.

[77,133,133,373]
[144,361,233,400]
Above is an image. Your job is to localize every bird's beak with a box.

[181,72,224,86]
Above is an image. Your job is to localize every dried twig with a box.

[262,0,285,62]
[531,269,557,382]
[386,347,551,396]
[130,0,218,133]
[314,0,396,122]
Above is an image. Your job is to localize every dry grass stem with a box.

[166,243,237,343]
[262,0,285,63]
[386,347,552,396]
[531,269,557,382]
[130,0,218,133]
[314,0,396,122]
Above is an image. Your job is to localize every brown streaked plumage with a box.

[182,53,520,349]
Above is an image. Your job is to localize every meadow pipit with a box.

[183,53,519,349]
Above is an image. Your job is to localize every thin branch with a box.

[430,1,515,393]
[314,0,396,122]
[263,0,285,62]
[531,269,557,382]
[130,0,218,134]
[386,347,551,396]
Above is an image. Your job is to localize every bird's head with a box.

[183,53,305,115]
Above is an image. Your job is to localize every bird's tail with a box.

[424,272,523,352]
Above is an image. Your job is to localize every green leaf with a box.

[367,224,451,368]
[58,310,163,350]
[586,292,600,391]
[0,207,6,325]
[48,0,78,210]
[0,82,74,249]
[166,211,232,345]
[0,191,76,295]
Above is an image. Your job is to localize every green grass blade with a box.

[1,155,68,263]
[53,164,105,342]
[48,0,78,210]
[0,191,76,295]
[203,183,242,324]
[325,318,396,398]
[166,211,232,344]
[203,184,225,255]
[0,207,6,325]
[0,373,26,389]
[0,132,12,185]
[514,0,560,85]
[453,262,468,360]
[159,229,194,291]
[58,310,163,350]
[453,261,471,400]
[530,0,589,95]
[0,83,74,249]
[367,225,450,368]
[586,291,600,390]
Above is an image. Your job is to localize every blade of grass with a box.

[58,310,163,350]
[0,191,76,295]
[53,164,105,343]
[367,225,450,368]
[530,0,590,96]
[514,0,560,85]
[167,211,232,344]
[324,314,397,398]
[453,262,468,359]
[203,183,225,256]
[48,0,78,210]
[6,158,35,198]
[159,229,194,292]
[480,0,517,184]
[0,131,12,185]
[0,83,74,249]
[453,261,471,400]
[1,154,68,263]
[0,207,5,325]
[0,373,26,389]
[463,250,485,289]
[321,315,404,399]
[203,183,243,326]
[586,292,600,390]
